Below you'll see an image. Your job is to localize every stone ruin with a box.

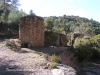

[70,31,84,46]
[19,15,44,48]
[45,31,68,47]
[19,15,68,48]
[71,32,91,44]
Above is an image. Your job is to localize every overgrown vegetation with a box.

[0,0,100,65]
[73,38,92,62]
[48,54,59,69]
[50,33,57,41]
[73,35,100,62]
[0,0,27,36]
[50,54,59,62]
[44,15,100,36]
[90,34,100,60]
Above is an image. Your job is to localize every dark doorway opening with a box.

[59,35,62,46]
[22,43,28,48]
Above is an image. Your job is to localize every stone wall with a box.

[45,31,68,46]
[70,32,84,46]
[19,15,44,47]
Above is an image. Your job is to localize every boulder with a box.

[6,39,22,51]
[52,64,76,75]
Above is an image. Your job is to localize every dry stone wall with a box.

[19,15,44,47]
[45,31,68,46]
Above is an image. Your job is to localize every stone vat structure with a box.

[19,15,44,47]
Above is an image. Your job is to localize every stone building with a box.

[19,15,44,48]
[70,31,84,46]
[45,31,68,47]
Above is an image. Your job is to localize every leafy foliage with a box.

[89,34,100,59]
[1,9,10,23]
[91,48,100,60]
[73,38,92,62]
[0,0,20,10]
[73,35,100,62]
[0,0,25,32]
[50,54,59,63]
[44,15,100,36]
[48,62,58,69]
[29,9,35,16]
[50,33,57,41]
[0,9,26,31]
[8,10,26,30]
[90,34,100,44]
[48,54,59,69]
[44,19,54,31]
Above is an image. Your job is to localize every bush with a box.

[50,54,59,63]
[90,34,100,44]
[48,54,59,69]
[91,47,100,60]
[89,34,100,60]
[73,35,100,62]
[50,33,57,41]
[48,62,58,69]
[73,38,92,62]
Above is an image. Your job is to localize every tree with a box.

[0,9,10,31]
[45,20,54,31]
[44,15,100,37]
[0,0,20,10]
[1,9,10,23]
[29,10,35,15]
[8,10,26,30]
[73,38,92,62]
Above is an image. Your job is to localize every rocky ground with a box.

[80,62,100,75]
[0,39,100,75]
[0,39,76,75]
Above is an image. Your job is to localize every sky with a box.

[19,0,100,22]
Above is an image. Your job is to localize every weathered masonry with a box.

[19,15,44,47]
[45,31,68,47]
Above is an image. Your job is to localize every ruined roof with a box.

[20,15,44,21]
[73,31,82,34]
[84,36,91,39]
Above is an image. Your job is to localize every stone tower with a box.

[19,15,44,47]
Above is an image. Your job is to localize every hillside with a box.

[44,15,100,36]
[1,14,100,39]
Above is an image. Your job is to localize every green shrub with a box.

[67,34,71,41]
[50,54,59,63]
[91,47,100,60]
[50,33,57,41]
[48,62,58,69]
[48,54,59,69]
[89,34,100,60]
[90,34,100,44]
[73,38,92,62]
